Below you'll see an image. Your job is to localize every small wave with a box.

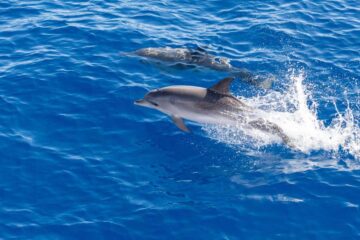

[204,70,360,159]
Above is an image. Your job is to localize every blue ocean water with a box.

[1,0,360,239]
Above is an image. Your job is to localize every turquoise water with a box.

[0,0,359,239]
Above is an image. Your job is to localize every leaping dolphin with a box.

[135,77,291,146]
[131,47,273,89]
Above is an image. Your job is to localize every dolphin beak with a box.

[134,99,151,107]
[134,99,145,105]
[119,51,133,57]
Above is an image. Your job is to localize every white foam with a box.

[203,70,360,159]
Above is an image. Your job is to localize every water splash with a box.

[204,70,360,159]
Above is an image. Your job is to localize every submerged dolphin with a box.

[132,47,272,88]
[135,77,291,146]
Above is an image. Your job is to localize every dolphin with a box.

[132,47,273,89]
[135,77,291,146]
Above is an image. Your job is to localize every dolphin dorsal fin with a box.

[209,77,235,94]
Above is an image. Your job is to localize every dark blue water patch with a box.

[0,6,42,20]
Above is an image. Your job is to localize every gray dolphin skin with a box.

[135,77,291,146]
[133,47,272,88]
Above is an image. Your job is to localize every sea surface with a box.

[1,0,359,239]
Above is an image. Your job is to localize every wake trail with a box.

[204,70,360,159]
